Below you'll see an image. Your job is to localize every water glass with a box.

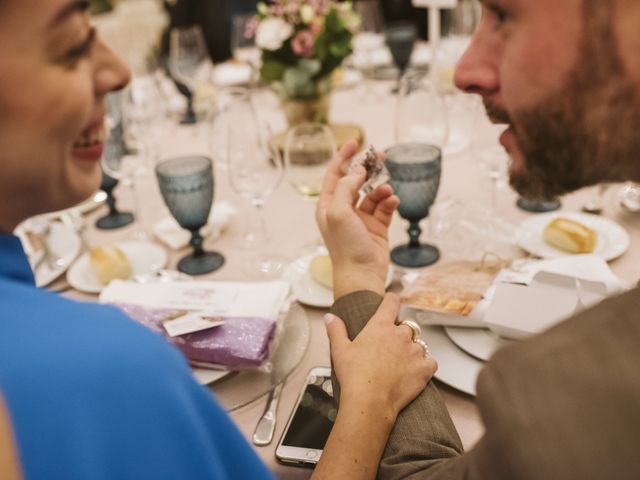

[386,143,442,268]
[156,156,225,275]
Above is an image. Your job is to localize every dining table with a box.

[54,77,640,480]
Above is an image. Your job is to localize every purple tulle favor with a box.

[116,303,276,369]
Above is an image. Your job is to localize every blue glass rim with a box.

[155,155,213,179]
[384,142,442,166]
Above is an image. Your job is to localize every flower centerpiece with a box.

[254,0,359,126]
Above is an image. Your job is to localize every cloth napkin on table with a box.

[101,280,291,370]
[153,202,236,251]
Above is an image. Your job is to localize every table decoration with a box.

[255,0,359,126]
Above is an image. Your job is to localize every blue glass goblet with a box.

[384,21,417,94]
[95,170,135,230]
[516,196,561,213]
[386,143,442,268]
[156,156,225,275]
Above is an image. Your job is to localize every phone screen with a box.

[281,373,336,450]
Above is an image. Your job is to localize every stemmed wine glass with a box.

[96,169,135,230]
[156,155,225,275]
[395,73,449,149]
[386,143,442,268]
[169,25,210,124]
[96,101,134,230]
[384,21,417,93]
[227,103,285,276]
[352,0,385,97]
[285,123,336,201]
[284,123,336,253]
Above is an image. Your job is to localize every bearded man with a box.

[312,0,640,479]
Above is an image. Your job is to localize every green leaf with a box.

[260,60,285,82]
[298,59,322,76]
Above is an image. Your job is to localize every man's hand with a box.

[316,140,399,298]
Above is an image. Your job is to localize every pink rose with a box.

[291,29,315,58]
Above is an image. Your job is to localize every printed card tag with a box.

[163,312,224,337]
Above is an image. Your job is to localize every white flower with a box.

[300,5,315,24]
[256,18,294,51]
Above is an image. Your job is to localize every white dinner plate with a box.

[23,222,83,288]
[67,241,168,294]
[444,326,514,362]
[517,212,630,262]
[283,248,394,308]
[191,367,231,386]
[421,325,483,396]
[15,220,82,288]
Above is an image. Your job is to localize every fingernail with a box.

[323,314,335,326]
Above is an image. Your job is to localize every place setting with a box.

[396,201,631,395]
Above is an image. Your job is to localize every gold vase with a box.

[277,79,332,127]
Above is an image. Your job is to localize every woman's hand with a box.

[316,140,399,299]
[325,293,438,420]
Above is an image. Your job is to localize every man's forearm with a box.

[330,291,464,479]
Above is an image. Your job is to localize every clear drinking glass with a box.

[156,156,225,275]
[231,13,260,69]
[395,73,449,150]
[352,0,385,96]
[284,123,336,201]
[169,25,210,124]
[285,123,336,254]
[227,101,285,275]
[386,143,442,268]
[209,86,252,169]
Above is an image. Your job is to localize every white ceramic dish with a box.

[283,248,394,308]
[191,367,231,386]
[517,211,629,262]
[67,241,168,294]
[421,325,483,396]
[443,326,514,362]
[29,223,82,288]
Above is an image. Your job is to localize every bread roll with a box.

[309,255,333,290]
[543,217,597,254]
[89,246,132,285]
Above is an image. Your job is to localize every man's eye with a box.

[67,28,96,60]
[484,3,508,29]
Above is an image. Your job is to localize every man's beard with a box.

[488,6,640,200]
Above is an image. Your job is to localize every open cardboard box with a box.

[483,271,608,340]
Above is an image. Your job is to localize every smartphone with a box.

[275,367,335,467]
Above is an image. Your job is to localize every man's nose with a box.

[454,32,500,96]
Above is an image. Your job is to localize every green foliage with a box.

[257,3,355,100]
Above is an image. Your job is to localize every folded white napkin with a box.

[100,280,291,321]
[212,63,253,87]
[153,202,237,250]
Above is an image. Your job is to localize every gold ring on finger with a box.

[399,319,421,343]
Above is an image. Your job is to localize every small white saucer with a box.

[444,326,514,362]
[67,241,167,294]
[283,247,394,308]
[517,211,630,262]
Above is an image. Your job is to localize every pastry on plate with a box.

[309,254,333,290]
[543,217,597,254]
[89,245,132,285]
